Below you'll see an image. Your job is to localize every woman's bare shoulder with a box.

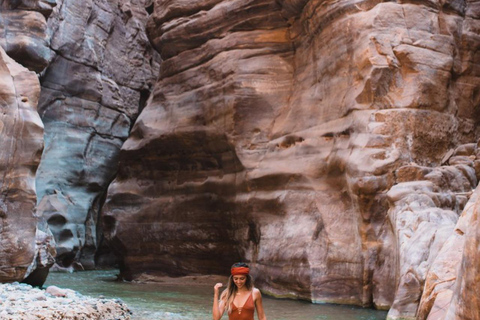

[252,288,262,297]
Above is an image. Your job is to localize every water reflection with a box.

[44,270,387,320]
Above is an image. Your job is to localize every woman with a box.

[212,262,267,320]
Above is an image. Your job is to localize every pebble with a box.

[0,283,131,320]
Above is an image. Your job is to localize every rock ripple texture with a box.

[0,44,49,283]
[102,0,480,317]
[35,0,161,269]
[0,0,58,286]
[0,283,131,320]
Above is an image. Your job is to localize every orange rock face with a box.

[1,0,480,316]
[0,2,56,286]
[0,47,44,282]
[102,0,480,313]
[446,196,480,320]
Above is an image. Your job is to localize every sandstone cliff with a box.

[0,0,159,282]
[0,0,55,285]
[0,46,43,282]
[1,0,480,318]
[102,0,480,318]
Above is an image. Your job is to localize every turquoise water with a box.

[44,270,387,320]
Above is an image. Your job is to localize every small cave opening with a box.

[145,3,154,15]
[473,101,480,130]
[47,214,67,227]
[138,89,150,115]
[58,229,74,242]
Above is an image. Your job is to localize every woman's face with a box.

[233,275,247,289]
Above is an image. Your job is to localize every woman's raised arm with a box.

[212,283,225,320]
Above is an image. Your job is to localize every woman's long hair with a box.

[220,262,254,314]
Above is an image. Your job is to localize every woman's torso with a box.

[229,291,254,320]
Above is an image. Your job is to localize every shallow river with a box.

[44,270,387,320]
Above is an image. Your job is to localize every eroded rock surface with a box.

[103,0,480,313]
[444,195,480,320]
[35,0,160,269]
[0,0,57,18]
[0,1,56,286]
[2,0,479,316]
[386,146,478,319]
[416,188,478,320]
[0,1,55,72]
[0,46,45,282]
[413,144,480,320]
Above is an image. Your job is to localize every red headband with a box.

[231,267,249,276]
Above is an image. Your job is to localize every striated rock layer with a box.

[386,144,479,319]
[0,0,56,72]
[103,0,480,313]
[413,144,480,319]
[0,46,45,282]
[0,1,56,285]
[445,192,480,320]
[1,0,160,282]
[35,0,160,269]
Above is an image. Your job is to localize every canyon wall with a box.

[35,0,160,269]
[102,0,480,318]
[0,0,55,285]
[0,0,159,281]
[1,0,480,318]
[0,47,43,283]
[416,182,480,320]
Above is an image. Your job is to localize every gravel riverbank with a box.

[0,282,131,320]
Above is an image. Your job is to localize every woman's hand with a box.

[214,283,223,293]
